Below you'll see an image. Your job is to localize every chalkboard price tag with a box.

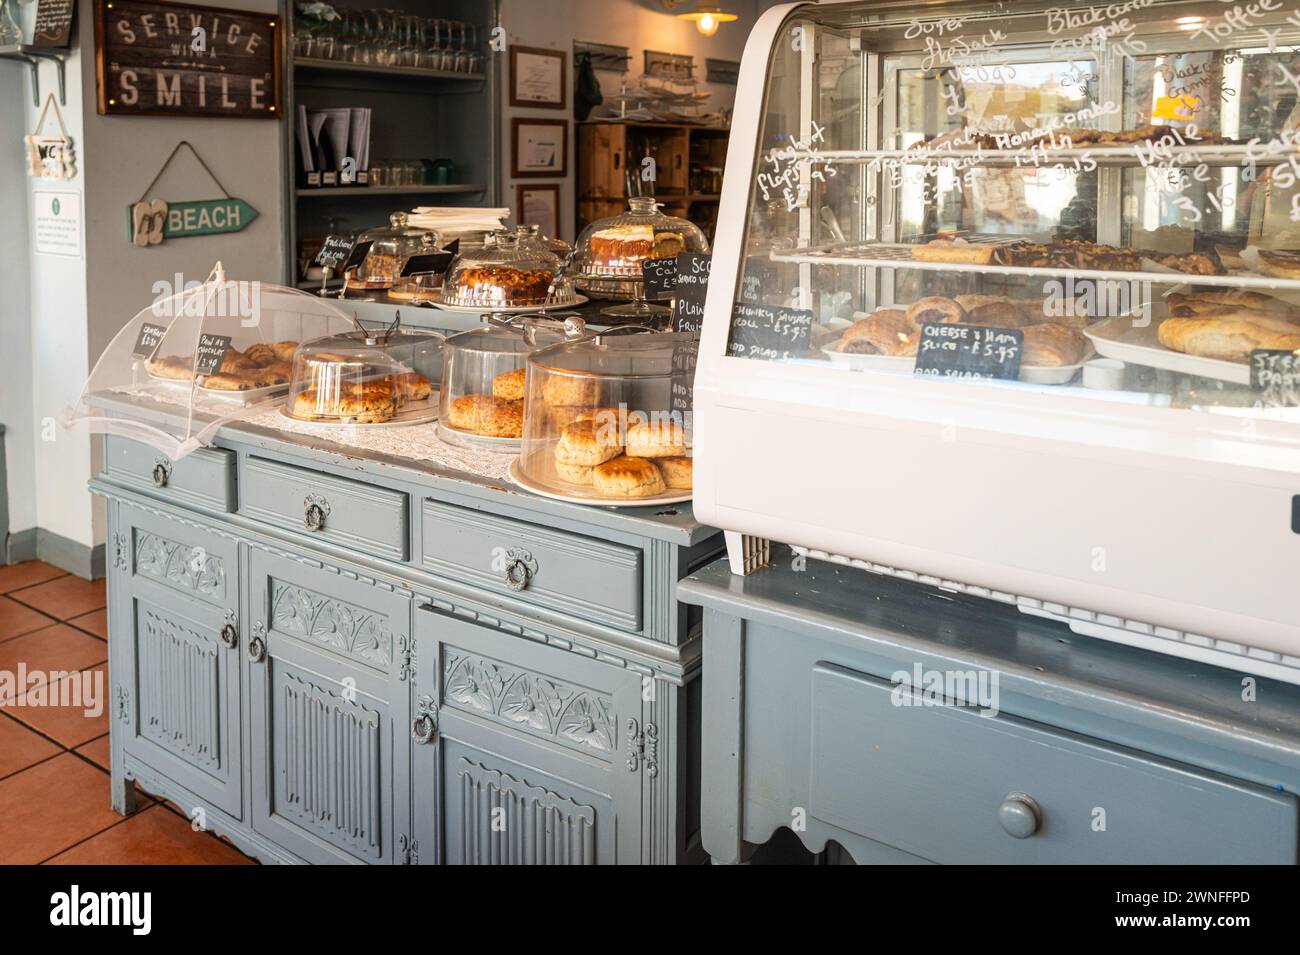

[340,240,374,277]
[672,253,711,334]
[194,334,233,377]
[914,322,1023,380]
[1250,349,1300,392]
[32,0,75,48]
[726,303,813,360]
[314,235,354,271]
[670,342,698,418]
[642,257,679,301]
[131,322,169,360]
[400,251,455,277]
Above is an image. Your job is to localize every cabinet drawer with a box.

[104,436,235,512]
[809,663,1299,864]
[241,457,409,562]
[421,500,642,631]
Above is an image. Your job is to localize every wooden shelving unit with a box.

[576,121,730,240]
[282,0,501,287]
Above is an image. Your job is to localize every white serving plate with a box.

[436,420,521,452]
[279,395,439,428]
[508,459,692,508]
[433,292,587,314]
[822,343,1091,384]
[1083,315,1251,385]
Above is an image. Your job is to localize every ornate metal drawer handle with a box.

[247,636,267,664]
[502,549,537,592]
[151,461,171,487]
[411,714,436,744]
[304,503,326,532]
[219,623,239,650]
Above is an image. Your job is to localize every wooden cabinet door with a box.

[411,603,644,864]
[113,503,243,818]
[246,547,411,864]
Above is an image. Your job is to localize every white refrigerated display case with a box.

[694,0,1300,680]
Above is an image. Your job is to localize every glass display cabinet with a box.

[694,0,1300,677]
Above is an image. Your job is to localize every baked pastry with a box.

[657,456,693,491]
[953,294,1008,312]
[492,367,527,400]
[1256,250,1300,279]
[911,240,996,265]
[555,460,594,486]
[906,296,965,326]
[593,455,666,498]
[450,266,553,305]
[146,355,193,380]
[589,225,654,266]
[543,373,601,407]
[243,344,279,367]
[556,417,623,467]
[290,387,396,423]
[446,394,523,437]
[389,372,432,402]
[1157,314,1300,362]
[1216,244,1246,270]
[626,418,688,458]
[964,301,1038,328]
[201,372,259,391]
[253,362,293,387]
[654,232,686,259]
[836,311,919,356]
[1020,323,1090,366]
[218,350,259,375]
[271,341,299,363]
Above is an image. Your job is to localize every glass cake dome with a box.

[440,231,578,310]
[348,212,440,290]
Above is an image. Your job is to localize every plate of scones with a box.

[282,356,436,427]
[437,365,529,449]
[146,341,300,403]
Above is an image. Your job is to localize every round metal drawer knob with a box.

[247,636,267,664]
[998,793,1041,839]
[219,623,238,650]
[505,558,531,591]
[152,463,170,487]
[304,503,326,532]
[411,714,435,745]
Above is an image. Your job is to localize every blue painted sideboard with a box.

[92,407,720,865]
[680,550,1300,865]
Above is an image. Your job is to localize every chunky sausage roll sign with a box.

[94,0,281,118]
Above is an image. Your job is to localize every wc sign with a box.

[127,196,259,246]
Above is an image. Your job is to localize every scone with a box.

[543,373,601,407]
[554,460,594,486]
[390,372,433,402]
[336,392,397,424]
[556,417,623,466]
[625,418,688,458]
[446,394,523,437]
[593,455,666,498]
[492,367,527,400]
[291,389,327,419]
[657,456,693,490]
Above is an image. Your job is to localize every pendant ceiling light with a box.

[677,2,737,37]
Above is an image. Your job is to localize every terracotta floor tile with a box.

[10,575,106,620]
[10,666,109,747]
[46,804,254,865]
[68,608,109,640]
[0,754,128,864]
[74,734,112,771]
[0,596,54,642]
[0,561,66,594]
[0,712,61,779]
[0,625,108,703]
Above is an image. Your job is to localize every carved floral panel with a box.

[270,580,392,669]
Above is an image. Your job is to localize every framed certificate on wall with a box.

[512,118,568,178]
[517,184,560,239]
[510,46,566,110]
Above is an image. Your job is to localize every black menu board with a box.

[914,323,1023,380]
[670,342,697,419]
[314,235,355,271]
[727,303,813,360]
[672,253,710,334]
[33,0,76,48]
[339,240,373,276]
[194,334,233,376]
[1250,349,1300,390]
[131,322,168,360]
[400,251,455,277]
[642,257,679,301]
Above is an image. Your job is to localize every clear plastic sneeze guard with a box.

[66,265,355,459]
[692,0,1300,669]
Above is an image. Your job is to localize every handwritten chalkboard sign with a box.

[727,303,813,360]
[642,257,678,301]
[94,0,283,118]
[1250,349,1300,405]
[672,253,710,334]
[131,322,169,360]
[33,0,76,48]
[340,240,374,277]
[670,341,698,419]
[914,323,1023,380]
[314,235,354,271]
[194,333,232,376]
